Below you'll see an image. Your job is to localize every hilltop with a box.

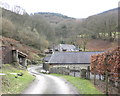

[34,12,82,25]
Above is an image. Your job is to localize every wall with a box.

[2,46,13,64]
[49,63,90,77]
[50,64,90,70]
[2,46,27,67]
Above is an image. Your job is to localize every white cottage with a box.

[54,44,79,52]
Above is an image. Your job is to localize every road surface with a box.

[22,65,80,94]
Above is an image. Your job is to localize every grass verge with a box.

[0,64,35,94]
[51,73,103,95]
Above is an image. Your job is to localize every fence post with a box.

[74,65,75,77]
[105,70,108,95]
[67,66,70,75]
[99,74,101,80]
[94,62,97,85]
[105,54,109,95]
[87,66,90,79]
[118,69,120,94]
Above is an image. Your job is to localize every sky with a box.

[0,0,119,18]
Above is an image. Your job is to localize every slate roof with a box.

[43,54,52,62]
[54,44,78,52]
[48,52,103,64]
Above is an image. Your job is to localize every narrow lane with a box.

[22,66,79,94]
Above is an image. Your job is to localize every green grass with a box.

[1,64,35,94]
[51,73,103,95]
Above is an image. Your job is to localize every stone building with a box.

[43,51,103,77]
[54,44,79,52]
[42,54,52,70]
[2,45,27,67]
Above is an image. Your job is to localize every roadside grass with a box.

[51,73,103,95]
[1,64,35,94]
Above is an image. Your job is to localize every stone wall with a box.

[49,64,90,78]
[2,46,13,64]
[2,46,27,67]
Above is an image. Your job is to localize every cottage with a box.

[54,44,79,52]
[2,45,27,67]
[43,51,103,77]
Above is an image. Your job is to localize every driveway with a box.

[22,65,80,94]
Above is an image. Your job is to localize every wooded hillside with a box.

[36,8,119,49]
[1,36,41,61]
[1,8,54,50]
[1,7,119,51]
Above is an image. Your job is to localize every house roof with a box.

[48,51,103,64]
[54,44,78,51]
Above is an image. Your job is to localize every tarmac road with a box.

[22,65,80,94]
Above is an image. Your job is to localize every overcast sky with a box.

[0,0,119,18]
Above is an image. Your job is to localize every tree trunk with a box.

[113,32,117,41]
[108,31,113,42]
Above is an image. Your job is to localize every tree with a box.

[2,18,16,37]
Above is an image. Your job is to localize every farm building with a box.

[43,51,103,77]
[1,45,27,67]
[42,54,52,63]
[53,44,79,52]
[42,54,52,70]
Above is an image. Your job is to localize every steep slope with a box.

[1,8,52,50]
[1,36,42,61]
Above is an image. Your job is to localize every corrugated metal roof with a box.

[49,52,103,64]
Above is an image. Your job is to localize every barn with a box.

[42,54,52,70]
[43,51,103,77]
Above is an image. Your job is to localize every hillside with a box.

[1,7,54,50]
[86,39,118,51]
[1,6,119,51]
[1,36,42,61]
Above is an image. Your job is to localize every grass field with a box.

[51,73,103,95]
[0,64,35,94]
